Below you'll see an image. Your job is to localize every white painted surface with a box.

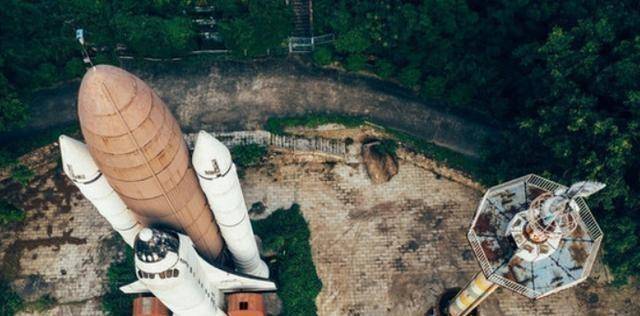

[59,135,142,246]
[193,131,269,278]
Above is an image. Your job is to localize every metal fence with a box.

[184,130,347,157]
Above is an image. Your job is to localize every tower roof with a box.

[467,174,603,299]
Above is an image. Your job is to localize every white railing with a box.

[289,34,335,52]
[184,130,347,157]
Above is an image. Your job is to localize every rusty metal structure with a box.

[446,174,604,316]
[77,65,223,262]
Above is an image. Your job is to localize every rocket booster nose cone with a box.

[192,131,232,178]
[134,228,180,273]
[59,135,100,183]
[139,228,153,242]
[78,65,137,116]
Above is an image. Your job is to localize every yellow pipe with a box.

[448,272,498,316]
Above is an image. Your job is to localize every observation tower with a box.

[440,174,605,315]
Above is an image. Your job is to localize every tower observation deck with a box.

[438,174,605,316]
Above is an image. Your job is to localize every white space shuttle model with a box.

[58,63,276,316]
[60,134,275,315]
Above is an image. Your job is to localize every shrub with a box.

[374,59,395,79]
[29,294,56,312]
[231,144,267,168]
[0,278,23,316]
[344,54,367,72]
[0,74,28,133]
[371,139,398,156]
[11,164,34,187]
[398,65,421,88]
[64,58,86,80]
[32,63,57,88]
[102,245,136,316]
[312,47,333,65]
[253,204,322,316]
[0,200,25,226]
[115,15,196,58]
[335,28,370,53]
[421,76,447,99]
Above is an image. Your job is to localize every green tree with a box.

[312,47,333,65]
[374,59,394,79]
[0,200,25,226]
[335,28,370,54]
[344,54,367,72]
[219,0,292,57]
[253,204,322,315]
[102,245,135,315]
[398,65,421,88]
[0,74,28,132]
[0,278,23,315]
[115,15,196,58]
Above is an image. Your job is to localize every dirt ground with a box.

[1,130,638,315]
[16,58,493,156]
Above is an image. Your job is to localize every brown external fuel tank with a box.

[77,65,223,261]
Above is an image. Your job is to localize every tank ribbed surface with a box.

[77,65,223,261]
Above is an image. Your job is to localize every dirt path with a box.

[18,58,495,156]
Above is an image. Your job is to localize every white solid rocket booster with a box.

[59,135,142,246]
[192,131,269,278]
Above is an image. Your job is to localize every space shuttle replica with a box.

[58,65,275,315]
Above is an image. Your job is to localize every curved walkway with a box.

[22,58,495,156]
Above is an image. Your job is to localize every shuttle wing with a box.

[120,280,151,294]
[210,270,277,293]
[198,257,277,292]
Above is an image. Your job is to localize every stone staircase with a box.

[291,0,312,38]
[289,0,313,52]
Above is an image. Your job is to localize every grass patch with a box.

[101,239,136,316]
[265,114,365,135]
[0,200,26,226]
[383,127,486,184]
[264,114,486,183]
[25,294,56,312]
[253,204,322,316]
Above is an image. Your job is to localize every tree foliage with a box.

[316,0,640,283]
[253,204,322,316]
[102,245,136,316]
[218,0,292,58]
[0,0,199,133]
[0,278,23,316]
[0,200,25,227]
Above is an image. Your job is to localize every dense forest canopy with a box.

[0,0,290,131]
[0,0,639,283]
[313,0,640,283]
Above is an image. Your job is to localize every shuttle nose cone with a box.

[192,131,232,179]
[59,135,100,183]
